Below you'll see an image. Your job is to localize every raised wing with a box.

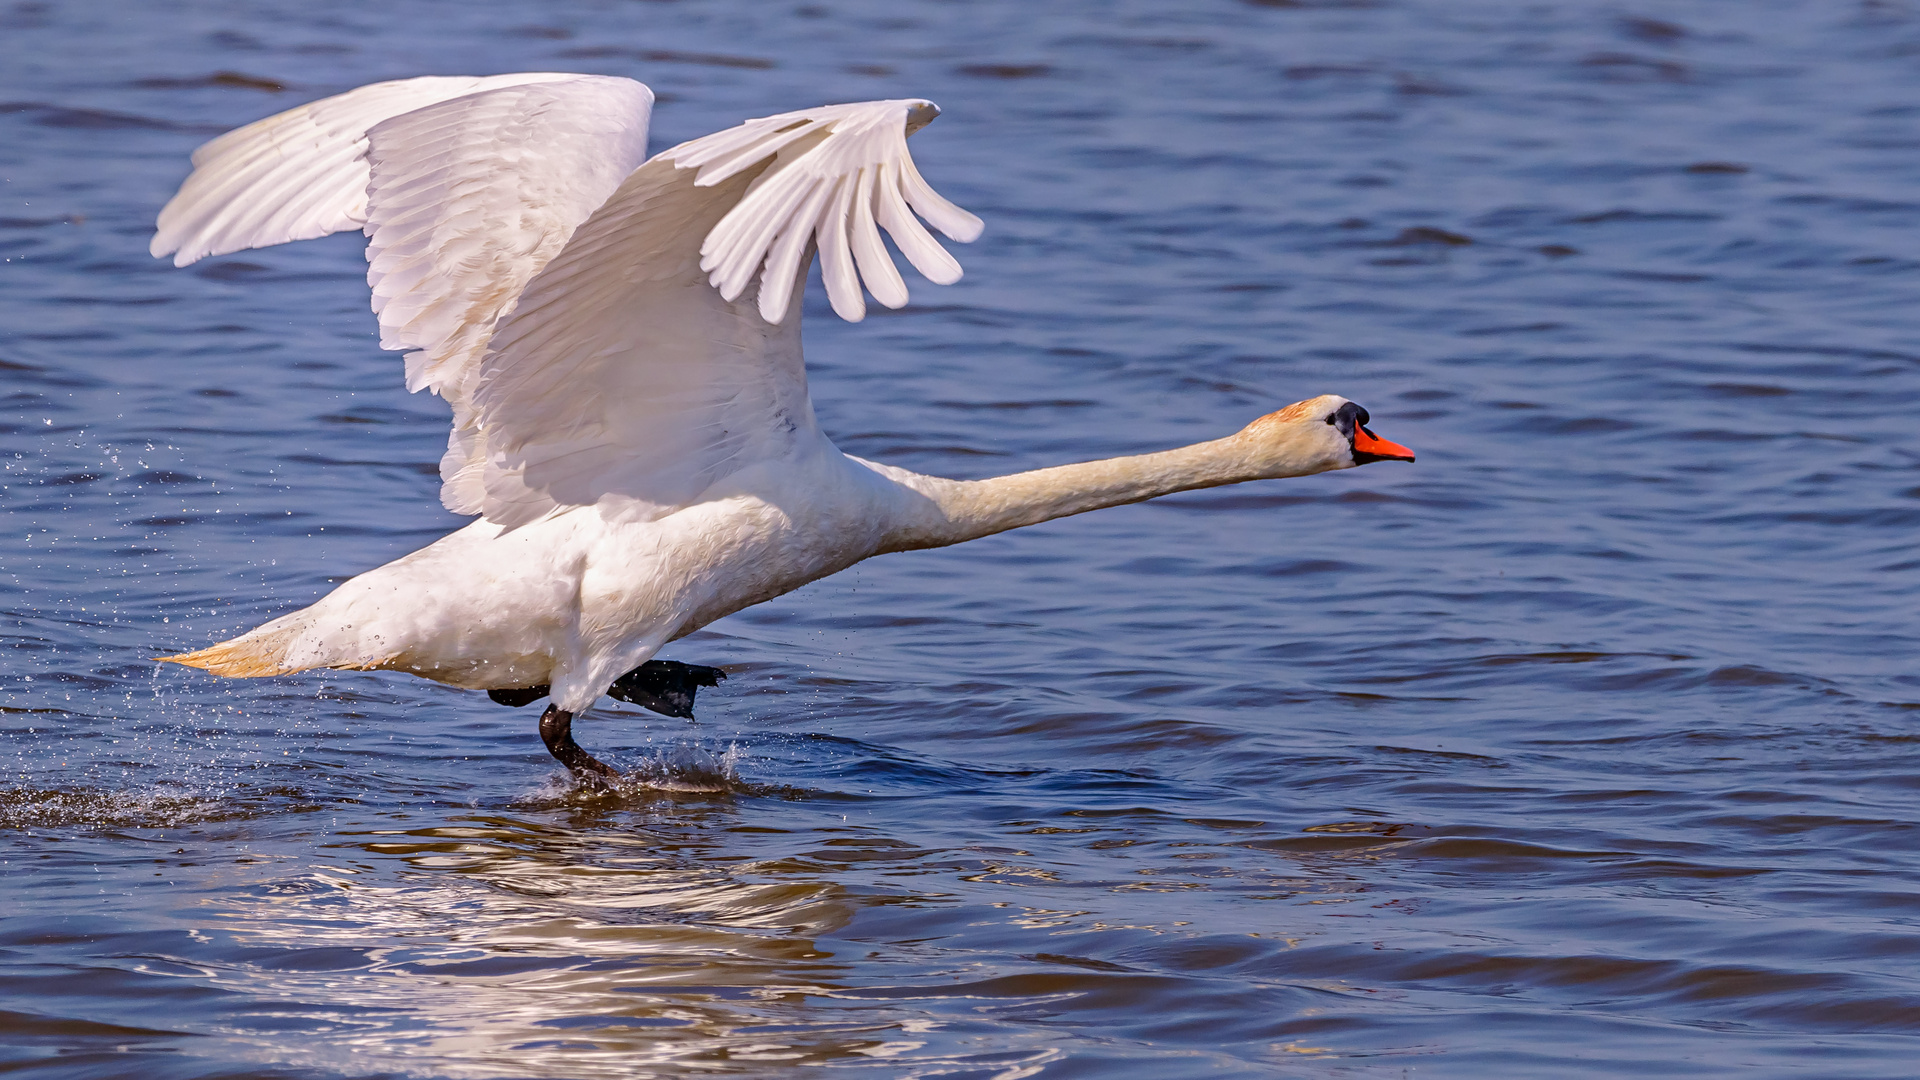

[460,99,982,526]
[150,72,586,266]
[153,74,652,412]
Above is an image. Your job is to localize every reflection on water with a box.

[7,0,1920,1076]
[210,818,880,1078]
[53,794,1386,1078]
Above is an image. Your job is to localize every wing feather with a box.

[849,166,908,309]
[151,73,582,266]
[816,175,864,321]
[874,161,964,286]
[755,177,836,323]
[897,152,985,244]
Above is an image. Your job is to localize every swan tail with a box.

[155,610,349,678]
[158,639,297,678]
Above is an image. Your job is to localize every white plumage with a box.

[151,73,1412,779]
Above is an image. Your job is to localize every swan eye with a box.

[1327,402,1372,434]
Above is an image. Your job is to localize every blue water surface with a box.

[3,1,1919,1077]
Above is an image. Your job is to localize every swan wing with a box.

[150,72,596,267]
[151,73,655,492]
[460,98,982,527]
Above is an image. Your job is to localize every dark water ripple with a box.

[5,0,1920,1076]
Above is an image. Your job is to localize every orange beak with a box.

[1353,424,1415,464]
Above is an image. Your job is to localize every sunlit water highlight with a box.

[4,1,1920,1076]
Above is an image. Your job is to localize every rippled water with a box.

[5,1,1920,1076]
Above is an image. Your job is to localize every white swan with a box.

[149,73,1415,780]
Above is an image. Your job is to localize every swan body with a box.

[149,73,1414,772]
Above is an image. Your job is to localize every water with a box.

[4,1,1919,1075]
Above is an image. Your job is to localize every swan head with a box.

[1236,394,1416,478]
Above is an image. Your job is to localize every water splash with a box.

[619,740,744,792]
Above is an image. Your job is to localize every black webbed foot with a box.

[606,660,726,719]
[490,660,726,718]
[488,685,549,708]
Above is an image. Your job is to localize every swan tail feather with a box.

[157,639,296,678]
[155,611,358,678]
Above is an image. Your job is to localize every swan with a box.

[148,73,1415,781]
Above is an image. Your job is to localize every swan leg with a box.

[538,704,620,781]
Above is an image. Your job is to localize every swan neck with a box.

[885,431,1299,551]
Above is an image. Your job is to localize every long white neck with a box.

[874,415,1344,553]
